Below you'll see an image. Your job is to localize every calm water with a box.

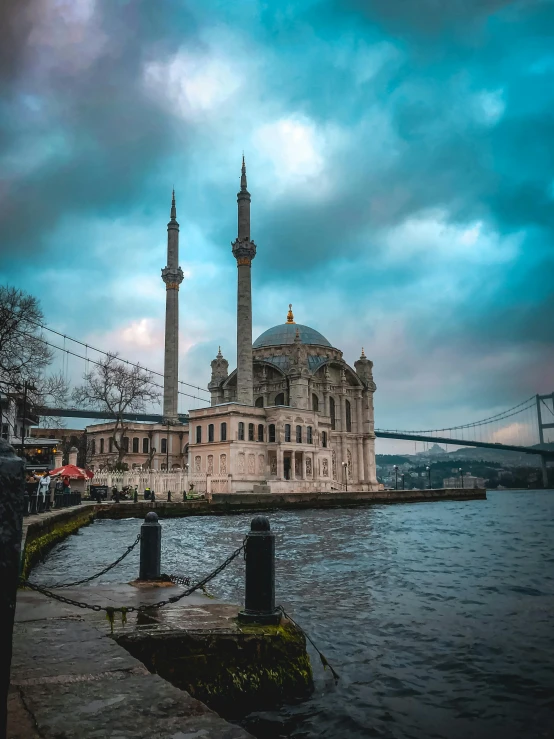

[33,491,554,739]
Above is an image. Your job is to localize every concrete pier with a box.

[9,587,253,738]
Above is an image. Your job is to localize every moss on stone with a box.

[21,509,96,579]
[116,618,314,716]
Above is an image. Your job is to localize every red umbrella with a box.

[49,464,93,480]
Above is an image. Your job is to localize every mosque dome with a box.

[253,323,331,349]
[253,304,332,350]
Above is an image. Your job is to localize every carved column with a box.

[277,446,283,480]
[357,436,364,482]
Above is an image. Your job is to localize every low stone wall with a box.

[21,506,97,579]
[96,487,486,520]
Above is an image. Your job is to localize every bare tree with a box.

[0,286,52,392]
[72,354,160,464]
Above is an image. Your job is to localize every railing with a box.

[90,470,195,494]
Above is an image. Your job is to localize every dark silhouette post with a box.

[0,440,25,738]
[139,512,161,580]
[238,516,281,625]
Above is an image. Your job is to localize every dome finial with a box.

[286,303,295,324]
[217,346,222,357]
[361,347,366,358]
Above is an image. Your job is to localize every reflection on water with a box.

[33,491,554,739]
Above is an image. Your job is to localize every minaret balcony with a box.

[232,238,256,263]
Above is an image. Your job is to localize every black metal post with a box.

[167,491,171,502]
[139,511,161,580]
[133,489,138,503]
[427,466,431,489]
[20,381,28,457]
[238,516,281,625]
[395,467,398,490]
[0,439,25,737]
[401,473,405,490]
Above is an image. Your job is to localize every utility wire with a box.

[2,306,210,396]
[12,326,206,404]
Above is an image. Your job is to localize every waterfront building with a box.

[442,475,486,489]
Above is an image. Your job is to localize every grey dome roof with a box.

[253,323,332,349]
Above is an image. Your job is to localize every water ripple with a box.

[32,490,554,739]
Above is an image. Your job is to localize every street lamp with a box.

[342,461,348,492]
[459,468,464,488]
[393,464,398,491]
[426,465,431,489]
[401,473,405,490]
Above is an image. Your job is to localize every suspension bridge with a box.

[6,315,554,484]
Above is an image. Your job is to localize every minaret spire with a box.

[232,156,256,405]
[161,189,184,422]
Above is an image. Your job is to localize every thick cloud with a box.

[0,0,553,443]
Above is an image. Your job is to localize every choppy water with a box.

[33,491,554,739]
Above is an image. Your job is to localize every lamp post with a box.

[401,473,405,490]
[342,461,348,492]
[459,468,464,488]
[426,465,431,489]
[393,464,398,490]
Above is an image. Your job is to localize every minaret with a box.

[161,190,184,421]
[231,157,256,405]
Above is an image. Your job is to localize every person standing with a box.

[39,472,51,511]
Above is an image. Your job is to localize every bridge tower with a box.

[161,190,184,422]
[536,393,554,488]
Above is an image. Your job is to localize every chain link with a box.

[50,534,142,588]
[19,537,247,615]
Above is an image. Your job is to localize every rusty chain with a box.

[49,534,142,588]
[19,537,247,615]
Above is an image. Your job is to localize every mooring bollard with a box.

[238,516,281,625]
[139,511,161,580]
[0,440,25,737]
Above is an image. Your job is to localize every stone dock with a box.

[9,585,255,738]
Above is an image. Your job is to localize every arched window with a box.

[330,397,336,430]
[269,424,276,442]
[238,422,245,440]
[208,424,214,442]
[91,439,96,455]
[100,438,104,454]
[275,392,285,406]
[284,424,291,442]
[307,426,313,444]
[322,431,327,448]
[109,437,114,453]
[132,437,139,453]
[248,423,255,441]
[255,396,264,407]
[345,399,352,432]
[196,426,202,443]
[161,438,167,454]
[312,393,319,412]
[220,422,227,441]
[296,425,302,443]
[258,424,264,442]
[142,438,149,454]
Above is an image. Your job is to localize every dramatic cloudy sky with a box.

[1,0,553,448]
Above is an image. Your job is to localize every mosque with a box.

[87,159,378,492]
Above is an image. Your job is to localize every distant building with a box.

[443,475,486,489]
